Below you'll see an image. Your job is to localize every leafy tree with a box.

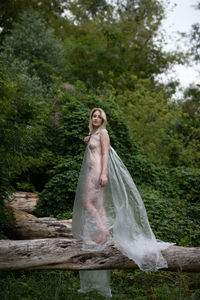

[190,1,200,61]
[68,0,111,21]
[112,74,200,168]
[175,85,200,167]
[0,0,68,40]
[0,59,51,188]
[0,10,66,195]
[62,0,182,90]
[1,10,65,85]
[115,76,180,164]
[156,85,200,168]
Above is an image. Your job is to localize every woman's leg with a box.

[82,173,109,242]
[92,187,109,243]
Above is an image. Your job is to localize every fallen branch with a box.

[9,216,72,239]
[5,207,72,239]
[0,239,199,272]
[7,191,39,213]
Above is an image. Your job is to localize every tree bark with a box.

[6,207,72,239]
[6,191,39,213]
[9,218,73,239]
[0,239,199,272]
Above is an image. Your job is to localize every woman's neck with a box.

[92,127,100,134]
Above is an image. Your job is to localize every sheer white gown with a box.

[72,133,173,298]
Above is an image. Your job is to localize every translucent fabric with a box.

[72,134,173,298]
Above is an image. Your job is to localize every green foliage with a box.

[0,204,15,240]
[171,167,200,203]
[0,10,66,194]
[190,0,200,63]
[115,76,200,168]
[173,84,200,168]
[69,0,111,20]
[140,185,200,247]
[56,96,90,156]
[56,210,73,220]
[0,159,14,239]
[16,182,36,192]
[115,77,176,165]
[0,60,53,192]
[62,0,182,89]
[0,270,199,299]
[0,0,68,40]
[1,9,65,85]
[36,155,82,216]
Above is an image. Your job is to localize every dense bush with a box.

[0,10,65,194]
[0,203,14,239]
[36,155,82,216]
[0,161,14,239]
[140,185,200,247]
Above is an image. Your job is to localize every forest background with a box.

[0,0,200,299]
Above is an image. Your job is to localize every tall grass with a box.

[0,270,199,300]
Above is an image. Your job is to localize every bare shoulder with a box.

[100,129,110,146]
[100,129,109,136]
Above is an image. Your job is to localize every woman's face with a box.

[92,110,103,128]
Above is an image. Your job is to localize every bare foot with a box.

[93,231,110,244]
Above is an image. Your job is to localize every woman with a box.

[72,108,173,298]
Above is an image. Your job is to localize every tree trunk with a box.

[6,206,72,239]
[0,239,199,272]
[8,218,73,239]
[6,191,39,213]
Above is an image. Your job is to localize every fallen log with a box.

[8,218,73,239]
[5,207,72,239]
[6,191,39,213]
[5,192,73,239]
[0,239,199,272]
[7,207,38,222]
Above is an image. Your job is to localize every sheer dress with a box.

[72,132,173,297]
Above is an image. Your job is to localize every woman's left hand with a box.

[100,174,108,187]
[84,136,91,145]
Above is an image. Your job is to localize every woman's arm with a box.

[100,129,110,187]
[84,135,91,145]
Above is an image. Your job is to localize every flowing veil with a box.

[72,141,174,297]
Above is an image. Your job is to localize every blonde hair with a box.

[89,108,107,135]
